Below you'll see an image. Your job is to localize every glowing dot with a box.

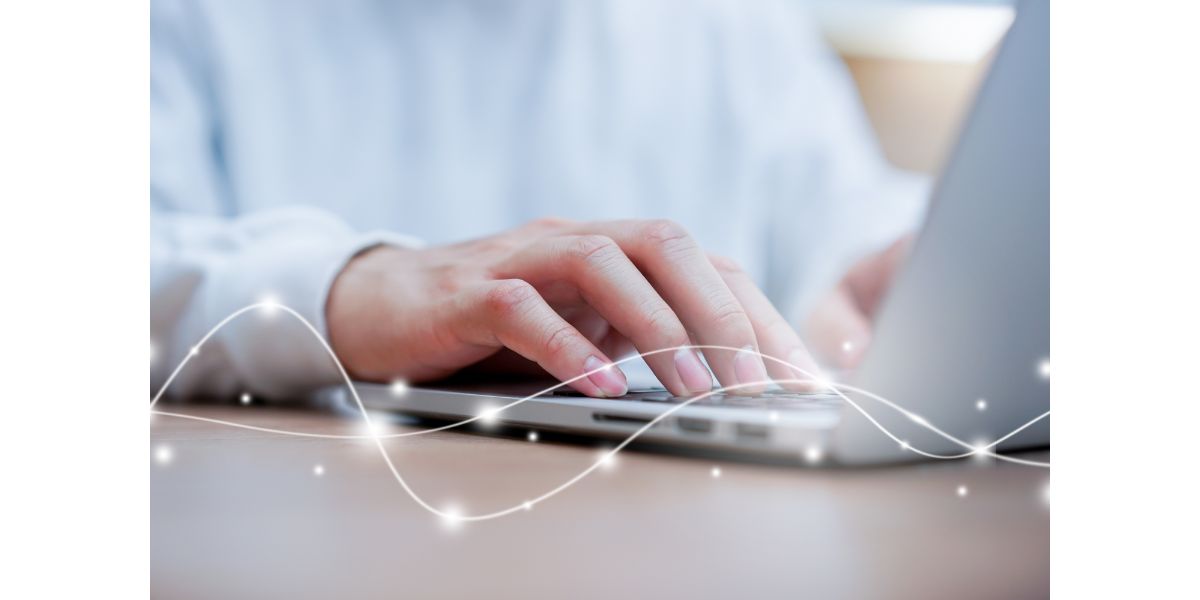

[768,411,780,423]
[711,466,722,478]
[812,372,835,392]
[440,506,464,531]
[841,340,854,354]
[971,439,992,462]
[526,430,539,443]
[804,445,824,464]
[908,413,929,426]
[389,379,409,397]
[1038,358,1051,380]
[523,501,533,511]
[258,294,281,315]
[976,398,988,411]
[313,464,325,477]
[957,484,969,498]
[478,406,500,426]
[598,450,617,470]
[240,392,252,405]
[149,341,155,364]
[899,440,911,451]
[154,444,173,466]
[362,419,385,439]
[1042,481,1051,507]
[189,346,200,357]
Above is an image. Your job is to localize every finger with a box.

[500,235,711,396]
[845,236,913,318]
[556,303,636,361]
[710,254,824,391]
[806,285,872,371]
[596,329,636,363]
[577,220,769,393]
[447,279,629,398]
[557,305,610,344]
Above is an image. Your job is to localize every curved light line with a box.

[150,302,1052,521]
[150,400,1050,457]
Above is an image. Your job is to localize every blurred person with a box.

[150,0,927,401]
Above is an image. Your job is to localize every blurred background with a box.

[810,0,1012,172]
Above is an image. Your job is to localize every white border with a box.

[2,0,1199,596]
[1054,0,1200,597]
[0,1,147,597]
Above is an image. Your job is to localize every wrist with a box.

[325,244,415,379]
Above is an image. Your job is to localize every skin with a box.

[327,217,904,398]
[805,236,913,370]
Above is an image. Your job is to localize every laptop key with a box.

[550,387,840,407]
[636,394,674,402]
[551,388,588,397]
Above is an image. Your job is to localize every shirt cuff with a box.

[206,228,423,400]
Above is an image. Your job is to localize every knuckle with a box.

[566,234,622,268]
[642,219,692,248]
[641,303,688,343]
[541,323,580,357]
[482,279,538,317]
[708,253,742,275]
[709,299,751,330]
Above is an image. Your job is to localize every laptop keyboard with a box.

[550,386,842,408]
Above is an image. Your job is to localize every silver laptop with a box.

[328,0,1049,465]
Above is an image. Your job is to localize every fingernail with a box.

[734,345,769,390]
[674,348,712,394]
[585,356,627,397]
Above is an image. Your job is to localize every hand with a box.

[327,218,821,398]
[805,236,913,371]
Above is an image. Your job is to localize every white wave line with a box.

[150,302,1051,522]
[150,303,1050,461]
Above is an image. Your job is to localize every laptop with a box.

[324,0,1049,465]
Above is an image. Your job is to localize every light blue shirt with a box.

[151,0,928,400]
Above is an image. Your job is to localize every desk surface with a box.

[151,405,1049,599]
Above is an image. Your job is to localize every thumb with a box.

[845,235,913,318]
[806,285,873,371]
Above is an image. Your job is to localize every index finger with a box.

[573,220,771,393]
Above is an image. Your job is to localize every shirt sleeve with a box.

[150,0,420,401]
[746,2,932,326]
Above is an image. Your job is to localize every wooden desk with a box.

[151,405,1049,599]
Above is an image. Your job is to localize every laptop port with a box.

[735,423,771,442]
[592,413,655,427]
[677,417,713,434]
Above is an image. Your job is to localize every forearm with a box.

[150,207,421,401]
